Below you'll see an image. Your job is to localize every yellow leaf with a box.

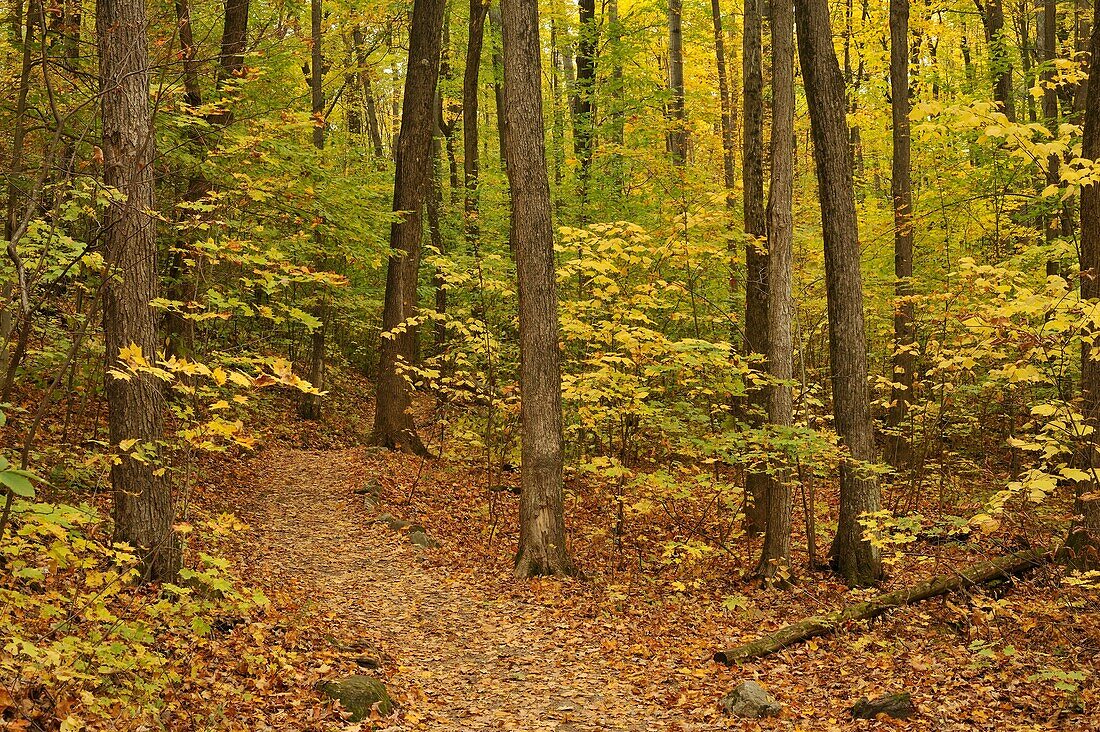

[119,438,139,451]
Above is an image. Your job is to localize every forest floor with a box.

[192,371,1100,731]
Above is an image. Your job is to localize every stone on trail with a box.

[409,530,440,548]
[320,675,393,721]
[720,681,782,718]
[851,692,917,720]
[376,513,411,531]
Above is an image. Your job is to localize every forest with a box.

[1,0,1100,724]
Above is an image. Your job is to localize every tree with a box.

[370,0,446,455]
[743,0,768,536]
[794,0,882,586]
[667,0,687,164]
[758,0,795,583]
[1072,0,1100,572]
[575,0,597,211]
[976,0,1015,121]
[710,0,736,210]
[463,0,489,245]
[885,0,915,471]
[501,0,577,578]
[97,0,180,580]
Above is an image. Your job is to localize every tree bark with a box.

[352,28,387,158]
[463,0,489,244]
[501,0,577,578]
[795,0,883,586]
[758,0,795,583]
[885,0,915,473]
[1073,0,1100,572]
[716,550,1045,663]
[667,0,687,165]
[369,0,446,455]
[488,3,507,167]
[976,0,1016,121]
[711,0,736,206]
[575,0,597,209]
[743,0,768,537]
[97,0,180,581]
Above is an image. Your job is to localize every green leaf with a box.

[0,470,35,498]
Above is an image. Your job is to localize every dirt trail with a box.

[242,447,689,731]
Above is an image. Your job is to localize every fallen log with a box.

[714,549,1046,665]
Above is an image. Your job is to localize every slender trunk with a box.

[370,0,446,454]
[488,3,507,167]
[885,0,915,473]
[608,0,624,195]
[97,0,180,580]
[667,0,687,164]
[353,28,387,157]
[758,0,795,583]
[711,0,736,204]
[463,0,488,244]
[1072,0,1100,572]
[575,0,597,210]
[795,0,883,586]
[977,0,1016,121]
[743,0,769,536]
[502,0,577,578]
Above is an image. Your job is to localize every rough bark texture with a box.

[1072,0,1100,572]
[795,0,882,586]
[488,3,507,166]
[208,0,250,127]
[667,0,687,165]
[575,0,597,207]
[743,0,768,537]
[885,0,915,472]
[758,0,795,582]
[976,0,1015,121]
[716,550,1045,663]
[711,0,736,206]
[501,0,577,578]
[97,0,180,581]
[370,0,446,455]
[463,0,488,244]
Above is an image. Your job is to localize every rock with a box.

[320,676,393,721]
[720,681,782,719]
[354,482,382,502]
[851,692,916,720]
[354,656,381,670]
[409,530,440,548]
[376,513,411,531]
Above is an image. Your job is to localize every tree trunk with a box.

[607,0,624,196]
[977,0,1016,121]
[353,28,387,158]
[795,0,883,586]
[711,0,736,207]
[743,0,769,537]
[575,0,597,209]
[758,0,795,583]
[1073,0,1100,572]
[716,550,1045,663]
[97,0,180,581]
[369,0,446,455]
[463,0,489,245]
[667,0,687,165]
[298,0,326,420]
[501,0,577,578]
[885,0,915,473]
[488,3,507,167]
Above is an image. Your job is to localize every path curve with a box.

[242,447,690,731]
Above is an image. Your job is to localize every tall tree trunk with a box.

[977,0,1016,121]
[298,0,326,420]
[758,0,795,583]
[502,0,577,578]
[575,0,597,211]
[711,0,736,207]
[743,0,769,536]
[607,0,624,196]
[463,0,489,244]
[667,0,687,164]
[488,3,507,167]
[885,0,915,473]
[370,0,446,455]
[795,0,882,586]
[428,92,448,353]
[1072,0,1100,572]
[352,28,387,158]
[97,0,180,581]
